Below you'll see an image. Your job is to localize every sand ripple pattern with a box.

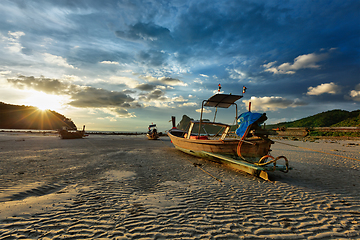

[1,172,359,239]
[0,135,360,239]
[0,182,65,202]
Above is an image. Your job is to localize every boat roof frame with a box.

[190,120,230,128]
[197,93,243,137]
[203,93,243,108]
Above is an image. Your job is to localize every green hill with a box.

[266,109,360,128]
[0,102,77,130]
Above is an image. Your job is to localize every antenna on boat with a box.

[242,86,247,96]
[213,83,222,121]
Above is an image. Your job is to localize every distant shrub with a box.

[309,131,360,137]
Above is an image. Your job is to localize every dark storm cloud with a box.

[138,89,167,102]
[108,0,359,97]
[123,89,136,94]
[7,76,71,94]
[119,101,142,108]
[135,83,156,91]
[69,87,135,108]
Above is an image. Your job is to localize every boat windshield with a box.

[187,121,233,140]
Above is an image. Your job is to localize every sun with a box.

[25,91,66,112]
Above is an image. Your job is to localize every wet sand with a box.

[0,132,359,239]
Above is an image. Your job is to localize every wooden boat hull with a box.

[168,131,289,180]
[146,133,159,140]
[59,130,85,139]
[168,131,272,163]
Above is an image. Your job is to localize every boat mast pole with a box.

[198,100,206,137]
[235,103,238,123]
[213,107,218,122]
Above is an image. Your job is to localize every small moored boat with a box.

[59,125,86,139]
[168,93,289,180]
[147,124,159,140]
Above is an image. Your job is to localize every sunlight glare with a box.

[25,91,66,112]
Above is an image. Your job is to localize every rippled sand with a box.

[0,133,359,239]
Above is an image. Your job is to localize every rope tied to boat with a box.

[236,124,252,159]
[255,155,289,173]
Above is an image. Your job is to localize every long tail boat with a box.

[167,93,289,180]
[146,124,159,140]
[59,125,86,139]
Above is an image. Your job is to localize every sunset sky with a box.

[0,0,359,132]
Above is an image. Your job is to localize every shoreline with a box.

[1,129,359,140]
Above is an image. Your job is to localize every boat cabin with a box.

[190,93,243,140]
[185,121,232,140]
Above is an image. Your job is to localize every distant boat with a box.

[59,125,86,139]
[168,93,289,181]
[146,124,159,140]
[271,127,309,137]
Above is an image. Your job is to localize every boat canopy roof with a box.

[204,94,243,108]
[190,120,230,128]
[148,124,156,128]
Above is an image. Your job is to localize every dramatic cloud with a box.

[0,1,358,131]
[263,52,330,74]
[43,53,76,69]
[141,75,187,86]
[7,76,136,110]
[243,96,307,111]
[138,89,168,102]
[7,76,73,95]
[307,82,340,96]
[68,87,135,108]
[158,77,187,86]
[135,83,156,91]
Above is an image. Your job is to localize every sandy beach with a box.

[0,132,359,239]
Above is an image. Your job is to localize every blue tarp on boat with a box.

[235,112,264,138]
